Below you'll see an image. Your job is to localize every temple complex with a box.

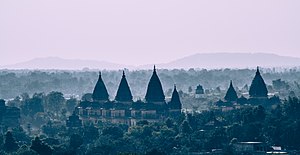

[75,66,182,126]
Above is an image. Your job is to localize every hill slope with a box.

[0,57,133,70]
[157,53,300,69]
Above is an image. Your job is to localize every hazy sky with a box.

[1,0,299,66]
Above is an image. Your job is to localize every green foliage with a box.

[3,131,19,152]
[20,93,44,117]
[180,120,192,134]
[30,137,53,155]
[102,126,124,139]
[66,98,78,113]
[83,125,99,143]
[69,134,83,149]
[45,91,65,114]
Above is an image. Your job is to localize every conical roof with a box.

[92,72,109,101]
[169,85,182,109]
[145,66,165,102]
[115,71,133,102]
[249,67,268,98]
[224,80,238,102]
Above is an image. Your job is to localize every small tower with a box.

[249,67,268,98]
[66,112,82,128]
[115,71,133,102]
[145,66,165,104]
[168,85,182,110]
[224,80,238,102]
[168,85,182,117]
[92,72,109,102]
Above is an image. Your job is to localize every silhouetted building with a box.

[195,84,204,95]
[76,67,182,126]
[145,66,165,104]
[66,112,82,128]
[249,67,268,98]
[237,95,248,105]
[249,67,269,105]
[115,71,133,102]
[224,80,238,102]
[168,85,182,117]
[0,99,20,127]
[92,72,109,102]
[233,142,268,154]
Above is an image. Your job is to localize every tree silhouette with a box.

[30,137,53,155]
[69,134,83,150]
[4,131,19,152]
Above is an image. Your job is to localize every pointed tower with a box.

[92,72,109,102]
[115,71,133,102]
[249,67,268,98]
[145,66,165,103]
[224,80,238,102]
[169,85,182,109]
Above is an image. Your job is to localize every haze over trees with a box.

[1,68,300,100]
[0,68,300,154]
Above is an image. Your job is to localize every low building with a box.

[233,142,268,155]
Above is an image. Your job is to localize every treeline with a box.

[0,97,300,154]
[1,68,300,99]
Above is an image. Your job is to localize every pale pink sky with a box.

[0,0,299,66]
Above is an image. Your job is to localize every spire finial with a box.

[230,80,233,87]
[256,66,260,75]
[99,71,101,77]
[174,84,177,90]
[122,70,125,78]
[153,65,157,73]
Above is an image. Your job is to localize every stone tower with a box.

[115,71,133,102]
[224,80,238,102]
[92,72,109,102]
[145,66,165,103]
[249,67,268,98]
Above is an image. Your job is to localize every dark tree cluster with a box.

[0,96,299,154]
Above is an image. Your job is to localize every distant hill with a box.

[0,57,133,70]
[2,53,300,70]
[143,53,300,69]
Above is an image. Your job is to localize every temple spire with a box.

[92,71,109,101]
[256,66,260,75]
[145,66,165,103]
[115,71,133,102]
[169,84,182,109]
[249,67,268,98]
[224,80,238,102]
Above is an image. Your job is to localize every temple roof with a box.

[224,80,238,102]
[145,66,165,103]
[115,71,133,102]
[169,85,182,109]
[249,67,268,98]
[92,72,109,101]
